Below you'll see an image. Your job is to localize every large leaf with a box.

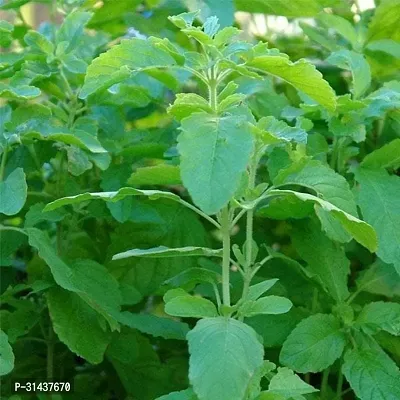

[280,314,346,373]
[246,56,336,111]
[291,218,350,302]
[108,200,209,296]
[343,344,400,400]
[187,317,264,400]
[0,330,14,376]
[47,287,111,364]
[157,389,198,400]
[265,189,377,252]
[80,38,177,98]
[107,328,181,399]
[27,229,122,327]
[0,168,27,216]
[355,169,400,274]
[113,246,222,260]
[44,187,182,211]
[178,113,253,215]
[184,0,234,27]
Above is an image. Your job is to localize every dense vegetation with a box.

[1,0,400,399]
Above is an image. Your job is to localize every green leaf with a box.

[27,229,122,327]
[117,312,190,340]
[367,0,400,42]
[24,30,54,55]
[356,302,400,336]
[0,20,13,47]
[178,113,253,215]
[164,293,218,318]
[80,38,177,99]
[360,139,400,170]
[168,93,212,122]
[187,317,264,400]
[268,367,318,397]
[342,344,400,400]
[47,287,111,364]
[254,116,307,144]
[280,314,346,373]
[327,50,371,98]
[0,168,27,216]
[113,246,223,260]
[184,0,234,28]
[246,56,336,111]
[156,388,198,400]
[235,0,340,17]
[246,308,307,348]
[356,259,400,298]
[291,218,350,302]
[165,268,221,288]
[44,187,181,211]
[0,330,14,376]
[241,296,293,317]
[319,12,358,49]
[25,202,66,228]
[366,39,400,59]
[107,328,178,399]
[56,10,92,53]
[274,158,357,242]
[0,83,41,100]
[128,164,182,186]
[355,169,400,274]
[266,189,378,252]
[247,279,279,301]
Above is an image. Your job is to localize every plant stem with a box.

[321,367,330,398]
[179,199,221,229]
[0,144,8,182]
[220,206,231,306]
[47,325,54,381]
[208,67,217,112]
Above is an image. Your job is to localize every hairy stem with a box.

[0,144,8,182]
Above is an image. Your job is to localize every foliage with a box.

[1,0,400,399]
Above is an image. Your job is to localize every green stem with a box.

[208,67,217,112]
[321,367,330,398]
[0,144,8,182]
[47,325,54,381]
[179,199,221,229]
[220,207,231,306]
[330,137,339,170]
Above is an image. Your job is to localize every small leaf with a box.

[0,168,27,216]
[165,294,218,319]
[268,367,319,397]
[0,330,14,376]
[246,56,336,111]
[80,38,176,98]
[356,302,400,336]
[280,314,346,373]
[168,93,212,121]
[247,279,279,301]
[360,139,400,170]
[319,12,358,49]
[117,312,190,340]
[113,246,223,260]
[242,296,293,317]
[128,164,182,186]
[187,317,264,400]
